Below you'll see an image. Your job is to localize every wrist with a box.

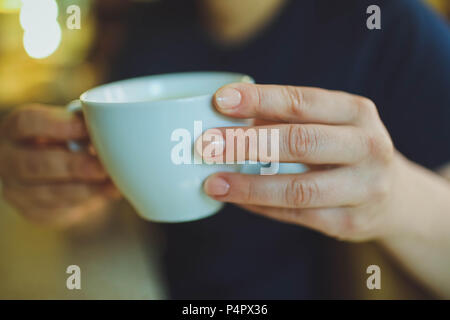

[379,152,450,242]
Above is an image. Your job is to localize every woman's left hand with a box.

[200,83,407,241]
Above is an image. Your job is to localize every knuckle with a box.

[252,85,264,114]
[75,155,107,180]
[16,150,66,180]
[315,208,377,242]
[65,153,98,180]
[368,174,391,200]
[2,110,22,136]
[284,178,319,207]
[354,96,377,120]
[10,106,41,138]
[67,154,81,177]
[284,86,305,117]
[15,150,39,179]
[244,179,257,203]
[337,214,372,241]
[305,208,381,242]
[3,104,36,125]
[287,124,318,159]
[18,155,40,179]
[357,96,376,112]
[250,86,263,110]
[349,210,385,241]
[366,133,394,163]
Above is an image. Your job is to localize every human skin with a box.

[1,0,449,297]
[0,104,121,227]
[199,83,450,297]
[0,0,286,228]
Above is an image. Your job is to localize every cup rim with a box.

[80,71,254,106]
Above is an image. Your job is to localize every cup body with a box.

[80,72,251,222]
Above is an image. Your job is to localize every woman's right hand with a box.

[0,104,121,228]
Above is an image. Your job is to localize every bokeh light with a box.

[0,0,22,13]
[20,0,61,59]
[23,24,61,59]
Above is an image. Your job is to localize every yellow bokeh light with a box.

[19,0,58,30]
[23,24,61,59]
[20,0,61,59]
[0,0,22,13]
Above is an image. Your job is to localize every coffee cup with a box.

[69,72,253,222]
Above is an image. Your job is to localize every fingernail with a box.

[204,176,230,196]
[215,87,241,109]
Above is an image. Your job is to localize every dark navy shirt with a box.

[112,0,450,298]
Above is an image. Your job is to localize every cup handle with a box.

[66,100,84,152]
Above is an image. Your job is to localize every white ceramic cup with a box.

[69,72,253,222]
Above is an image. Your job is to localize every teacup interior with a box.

[81,72,252,103]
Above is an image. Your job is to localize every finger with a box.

[213,83,377,125]
[251,119,280,126]
[2,104,88,142]
[203,168,367,208]
[2,180,118,226]
[2,179,117,209]
[239,204,351,238]
[101,182,122,200]
[2,185,115,227]
[0,143,108,182]
[16,197,111,227]
[197,124,368,164]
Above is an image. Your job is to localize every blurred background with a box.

[0,0,448,118]
[0,0,448,299]
[0,0,126,110]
